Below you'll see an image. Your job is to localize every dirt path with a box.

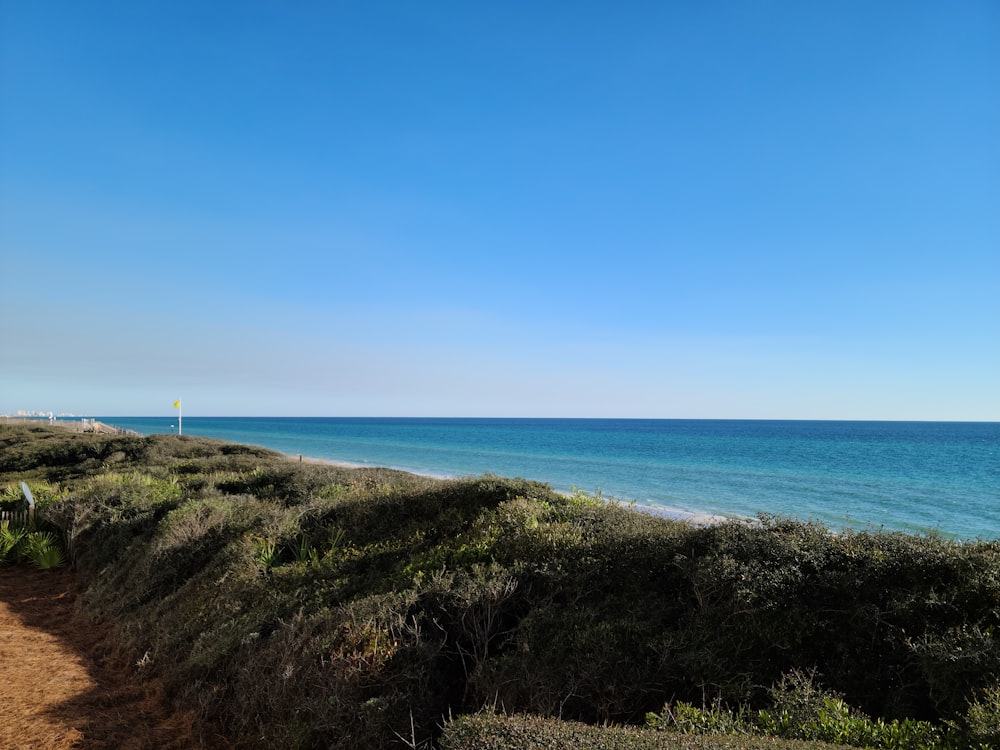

[0,567,230,749]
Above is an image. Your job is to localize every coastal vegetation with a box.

[1,423,998,749]
[1,482,66,568]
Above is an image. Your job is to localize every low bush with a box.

[645,668,1000,750]
[962,685,1000,748]
[440,712,848,750]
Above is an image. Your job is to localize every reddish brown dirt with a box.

[0,566,231,749]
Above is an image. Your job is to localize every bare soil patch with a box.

[0,566,230,749]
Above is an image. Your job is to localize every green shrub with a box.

[442,712,849,750]
[0,520,27,562]
[646,701,752,736]
[0,521,66,568]
[963,685,1000,748]
[250,535,282,571]
[19,530,65,569]
[647,671,954,750]
[288,533,321,564]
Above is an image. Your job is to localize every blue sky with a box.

[2,1,997,419]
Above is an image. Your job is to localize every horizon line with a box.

[8,414,998,424]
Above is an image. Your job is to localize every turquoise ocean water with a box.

[90,417,999,540]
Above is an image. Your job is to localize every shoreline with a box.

[1,418,760,530]
[285,449,733,527]
[18,416,988,538]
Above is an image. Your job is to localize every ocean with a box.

[90,417,999,541]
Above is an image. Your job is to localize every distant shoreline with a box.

[17,416,736,529]
[288,449,733,527]
[1,416,141,437]
[11,415,996,539]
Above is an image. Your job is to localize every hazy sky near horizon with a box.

[2,1,998,420]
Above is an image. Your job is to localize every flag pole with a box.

[174,399,182,435]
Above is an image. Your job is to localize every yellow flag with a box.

[173,400,181,408]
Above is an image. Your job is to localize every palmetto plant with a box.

[290,534,321,564]
[251,536,282,571]
[19,531,65,569]
[0,520,27,562]
[1,521,66,568]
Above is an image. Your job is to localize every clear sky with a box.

[2,1,997,419]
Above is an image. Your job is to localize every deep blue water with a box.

[90,417,1000,540]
